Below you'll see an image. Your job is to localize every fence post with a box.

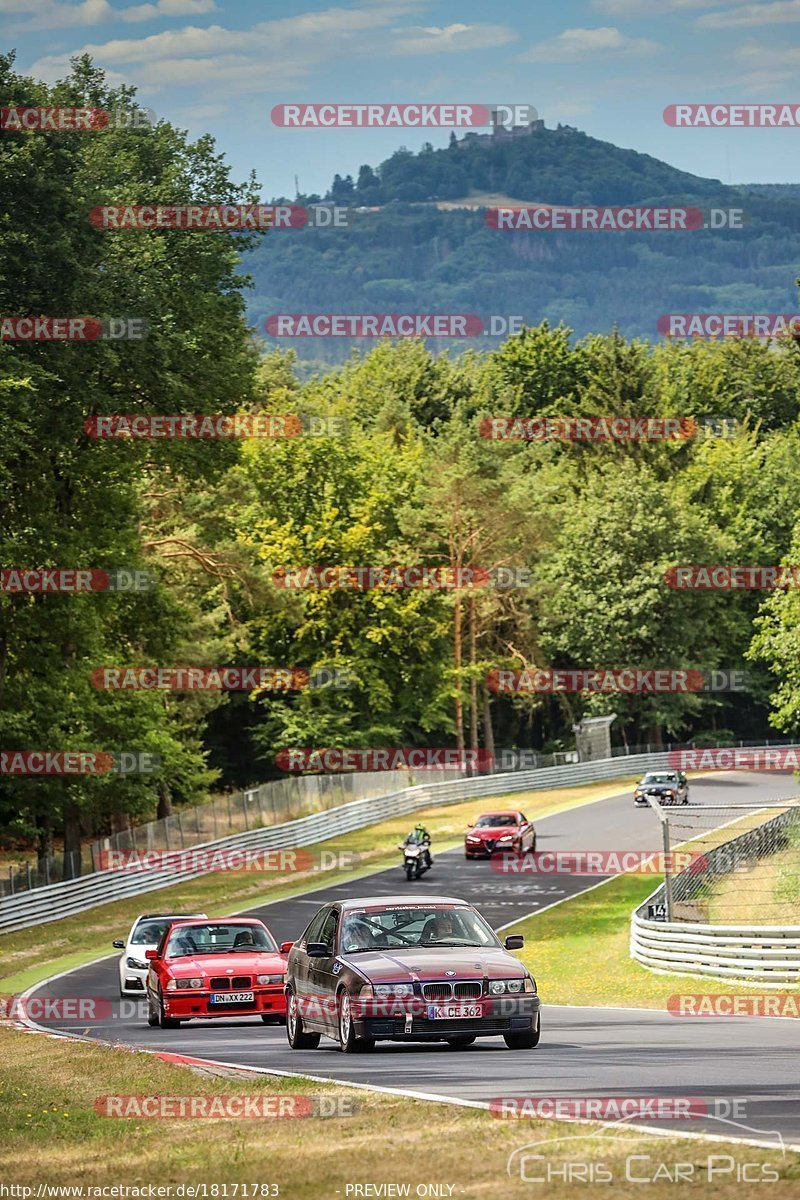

[662,816,674,921]
[26,862,32,890]
[243,793,249,831]
[178,812,185,848]
[8,866,14,895]
[212,800,218,840]
[227,792,233,831]
[195,806,201,841]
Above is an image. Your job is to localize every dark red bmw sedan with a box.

[284,895,541,1053]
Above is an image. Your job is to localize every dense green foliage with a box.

[251,125,800,363]
[3,56,800,862]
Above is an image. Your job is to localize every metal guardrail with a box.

[631,806,800,983]
[0,751,667,934]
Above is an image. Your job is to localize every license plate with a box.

[427,1003,482,1020]
[210,991,255,1004]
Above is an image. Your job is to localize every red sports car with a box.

[145,917,289,1028]
[464,810,536,859]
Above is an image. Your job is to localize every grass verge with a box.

[511,872,799,1007]
[0,1026,797,1194]
[0,777,637,992]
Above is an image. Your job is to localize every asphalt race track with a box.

[28,772,800,1149]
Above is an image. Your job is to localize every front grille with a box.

[422,981,483,1000]
[208,975,252,990]
[454,982,482,999]
[423,983,452,1001]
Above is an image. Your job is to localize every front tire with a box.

[146,992,159,1027]
[504,1012,541,1050]
[285,989,320,1049]
[337,990,375,1054]
[405,863,415,881]
[157,989,181,1029]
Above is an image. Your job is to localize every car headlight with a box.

[167,978,203,991]
[664,791,674,797]
[497,836,514,844]
[466,836,481,843]
[489,979,524,995]
[524,976,537,993]
[257,974,284,985]
[374,984,414,998]
[126,956,148,970]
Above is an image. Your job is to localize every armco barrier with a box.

[631,806,800,983]
[0,752,665,934]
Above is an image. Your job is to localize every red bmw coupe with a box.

[145,917,289,1028]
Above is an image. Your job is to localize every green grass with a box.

[0,776,637,992]
[1,1026,797,1194]
[511,872,799,1007]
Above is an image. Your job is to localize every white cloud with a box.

[3,0,217,33]
[27,2,506,95]
[698,0,800,26]
[520,26,660,63]
[389,22,515,54]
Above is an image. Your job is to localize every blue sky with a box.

[4,0,800,197]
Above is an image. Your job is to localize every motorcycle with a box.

[399,840,432,881]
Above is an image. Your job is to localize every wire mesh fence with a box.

[656,801,800,924]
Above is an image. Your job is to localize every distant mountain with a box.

[246,122,800,362]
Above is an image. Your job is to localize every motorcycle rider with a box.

[401,822,432,869]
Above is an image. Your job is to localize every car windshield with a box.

[131,919,173,945]
[339,906,501,953]
[474,814,517,827]
[642,774,677,785]
[165,923,277,958]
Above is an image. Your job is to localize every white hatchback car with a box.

[114,912,207,997]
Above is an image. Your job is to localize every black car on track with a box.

[633,770,689,806]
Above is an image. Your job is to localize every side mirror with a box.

[504,934,524,950]
[466,821,474,828]
[280,941,294,954]
[144,949,158,960]
[112,940,125,949]
[306,942,330,958]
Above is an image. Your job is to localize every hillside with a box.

[246,122,800,363]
